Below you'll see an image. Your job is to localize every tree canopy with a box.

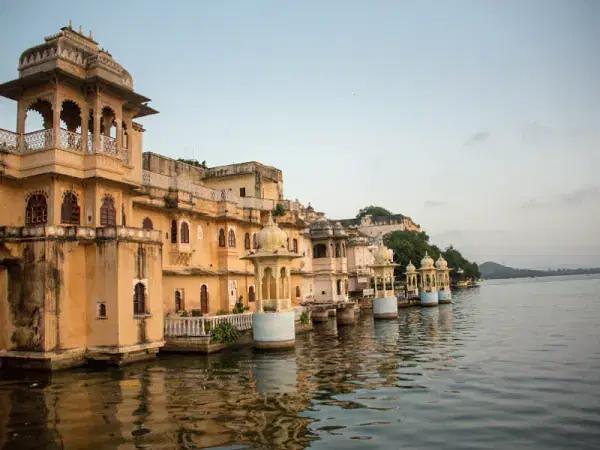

[356,205,393,219]
[383,230,481,281]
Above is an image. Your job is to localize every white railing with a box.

[164,312,253,337]
[100,135,117,155]
[0,128,19,152]
[59,128,82,151]
[24,129,54,152]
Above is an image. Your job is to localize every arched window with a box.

[100,195,116,226]
[335,243,341,258]
[295,286,301,298]
[133,282,146,315]
[336,279,342,295]
[292,239,298,253]
[252,233,258,249]
[200,285,209,314]
[180,222,190,244]
[175,291,183,311]
[262,267,274,300]
[171,220,178,243]
[218,229,226,247]
[121,204,126,227]
[345,280,349,295]
[313,243,327,258]
[142,217,153,230]
[249,285,255,302]
[60,191,80,225]
[26,193,48,225]
[228,229,236,247]
[244,232,251,250]
[279,267,289,300]
[98,303,107,318]
[342,243,346,258]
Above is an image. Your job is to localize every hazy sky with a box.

[0,0,598,268]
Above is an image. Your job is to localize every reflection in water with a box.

[1,277,600,449]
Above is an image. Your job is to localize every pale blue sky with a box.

[0,0,598,268]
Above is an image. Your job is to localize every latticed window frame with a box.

[26,193,48,225]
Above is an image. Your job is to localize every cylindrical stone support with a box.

[420,291,439,307]
[337,307,357,325]
[373,297,398,319]
[311,309,329,322]
[438,290,452,304]
[252,311,295,349]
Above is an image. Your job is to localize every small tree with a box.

[272,203,287,217]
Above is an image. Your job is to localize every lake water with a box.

[1,275,599,449]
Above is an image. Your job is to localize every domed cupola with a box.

[333,222,346,236]
[406,261,416,273]
[309,217,333,238]
[373,242,392,265]
[256,214,288,252]
[420,251,434,269]
[435,255,448,270]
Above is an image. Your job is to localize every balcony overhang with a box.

[0,69,158,118]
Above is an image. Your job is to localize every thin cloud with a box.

[463,131,491,147]
[425,200,448,208]
[520,199,546,210]
[560,186,599,206]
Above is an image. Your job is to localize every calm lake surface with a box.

[1,275,600,449]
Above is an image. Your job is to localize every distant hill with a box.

[479,261,600,280]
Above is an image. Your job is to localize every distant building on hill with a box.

[336,214,421,238]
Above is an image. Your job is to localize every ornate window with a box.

[244,232,251,250]
[133,282,146,315]
[335,243,341,258]
[60,191,80,225]
[142,217,153,230]
[248,285,255,302]
[171,220,178,243]
[292,239,298,253]
[180,222,190,244]
[26,193,48,225]
[252,233,258,249]
[100,195,116,226]
[228,229,236,247]
[218,229,226,247]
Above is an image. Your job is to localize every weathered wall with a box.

[202,173,256,198]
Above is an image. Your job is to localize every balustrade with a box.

[24,129,54,152]
[0,128,19,152]
[99,135,117,155]
[58,128,83,151]
[164,312,253,337]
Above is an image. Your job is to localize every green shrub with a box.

[191,309,202,317]
[232,296,249,314]
[164,193,178,209]
[210,322,239,344]
[216,310,228,316]
[300,311,309,325]
[272,203,287,217]
[180,310,189,317]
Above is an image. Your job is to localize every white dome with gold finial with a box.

[435,255,448,270]
[406,261,416,273]
[420,251,434,269]
[256,214,288,252]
